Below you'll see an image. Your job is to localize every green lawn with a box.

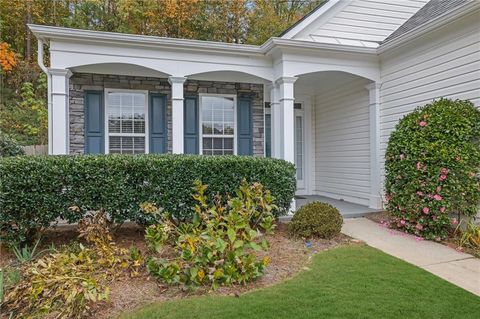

[120,245,480,319]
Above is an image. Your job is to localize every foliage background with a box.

[0,0,324,144]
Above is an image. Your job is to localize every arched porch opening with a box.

[268,70,381,211]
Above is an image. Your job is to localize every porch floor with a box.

[295,195,381,218]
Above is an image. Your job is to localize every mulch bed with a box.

[1,222,353,319]
[366,211,478,258]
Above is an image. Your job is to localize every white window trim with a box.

[198,93,237,155]
[104,88,150,154]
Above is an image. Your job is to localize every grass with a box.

[120,245,480,319]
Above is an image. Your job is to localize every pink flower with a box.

[436,186,442,192]
[423,207,430,214]
[400,154,405,160]
[416,162,423,170]
[440,168,449,175]
[439,174,447,181]
[419,121,427,127]
[451,218,458,225]
[433,194,442,201]
[428,194,434,199]
[400,220,406,225]
[416,224,423,231]
[440,206,446,213]
[416,191,424,196]
[432,215,437,221]
[385,194,393,202]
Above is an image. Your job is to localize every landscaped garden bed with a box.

[366,210,480,258]
[1,220,351,319]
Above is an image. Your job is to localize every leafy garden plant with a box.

[144,181,275,289]
[385,99,480,240]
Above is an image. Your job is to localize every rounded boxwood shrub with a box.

[0,154,296,245]
[289,201,343,239]
[0,133,24,157]
[385,99,480,240]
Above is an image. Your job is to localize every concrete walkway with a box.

[342,218,480,296]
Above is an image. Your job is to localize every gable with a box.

[283,0,430,48]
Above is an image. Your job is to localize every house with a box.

[29,0,480,211]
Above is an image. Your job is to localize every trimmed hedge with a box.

[0,154,296,245]
[385,99,480,240]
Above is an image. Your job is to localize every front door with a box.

[294,104,305,190]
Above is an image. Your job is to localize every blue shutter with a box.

[149,93,167,153]
[184,96,199,154]
[265,113,271,157]
[237,97,253,155]
[84,91,104,154]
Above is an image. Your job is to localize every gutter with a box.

[262,37,378,55]
[378,1,480,54]
[28,24,264,57]
[29,24,378,58]
[37,40,52,154]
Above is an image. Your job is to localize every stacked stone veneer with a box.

[69,73,264,156]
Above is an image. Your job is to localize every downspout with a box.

[37,39,52,154]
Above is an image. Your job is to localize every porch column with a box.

[366,82,383,209]
[169,76,187,154]
[268,83,282,159]
[276,76,297,163]
[49,68,72,155]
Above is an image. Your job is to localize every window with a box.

[200,95,235,155]
[106,90,148,154]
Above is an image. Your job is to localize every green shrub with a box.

[145,181,275,289]
[385,99,480,240]
[289,201,343,239]
[0,132,24,157]
[0,154,296,245]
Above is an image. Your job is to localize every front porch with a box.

[296,196,381,218]
[32,25,385,213]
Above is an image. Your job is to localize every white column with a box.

[276,76,297,163]
[169,76,187,154]
[366,82,383,209]
[276,77,298,214]
[269,83,282,159]
[49,68,72,155]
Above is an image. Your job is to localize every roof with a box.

[383,0,470,43]
[278,0,330,37]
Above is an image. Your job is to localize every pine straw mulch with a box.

[366,211,479,258]
[1,222,354,319]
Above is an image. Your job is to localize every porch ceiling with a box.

[295,71,368,95]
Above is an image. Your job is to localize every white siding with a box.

[314,77,371,206]
[295,0,429,47]
[379,12,480,177]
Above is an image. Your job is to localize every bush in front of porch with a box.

[0,154,296,246]
[385,98,480,240]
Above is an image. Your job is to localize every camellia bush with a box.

[385,99,480,240]
[0,154,296,246]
